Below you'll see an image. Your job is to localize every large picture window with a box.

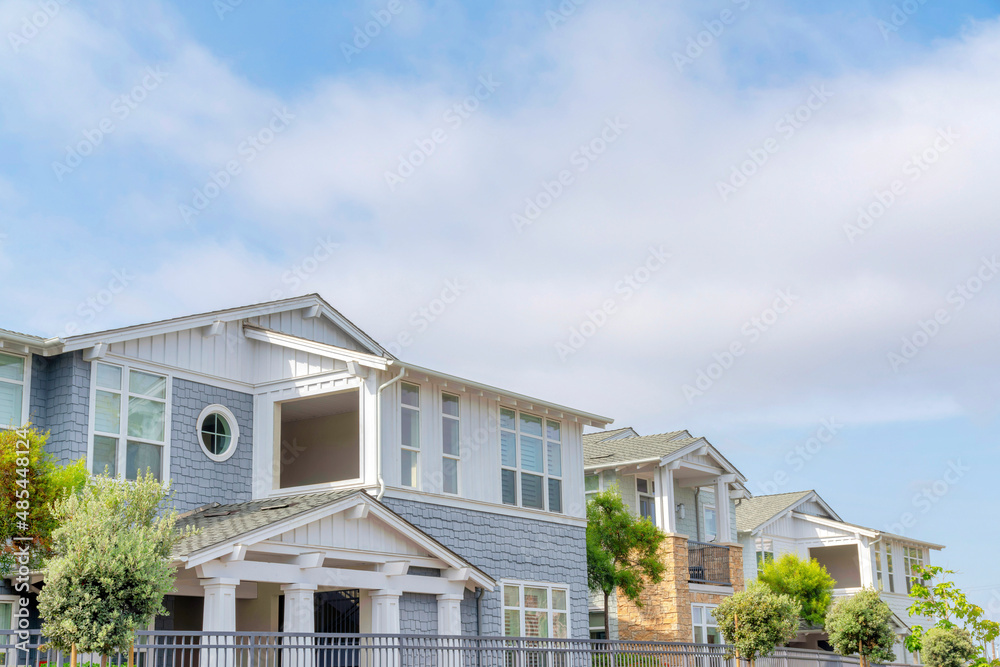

[0,352,27,429]
[903,546,924,593]
[400,382,420,488]
[91,362,169,481]
[502,582,569,639]
[703,505,717,541]
[500,408,562,512]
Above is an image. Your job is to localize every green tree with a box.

[757,553,835,628]
[825,589,897,667]
[713,581,800,667]
[0,425,87,574]
[906,565,1000,667]
[38,472,188,661]
[923,627,979,667]
[586,486,667,639]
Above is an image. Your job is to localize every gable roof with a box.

[735,490,815,533]
[583,431,692,467]
[173,489,495,587]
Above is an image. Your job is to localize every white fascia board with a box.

[243,325,390,371]
[584,457,660,472]
[792,511,879,539]
[396,361,613,428]
[802,490,844,523]
[58,294,391,358]
[0,332,62,356]
[660,439,749,484]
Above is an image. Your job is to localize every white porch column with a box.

[201,578,239,667]
[282,583,318,667]
[714,477,732,542]
[658,465,678,534]
[437,594,464,667]
[437,593,463,636]
[370,590,402,667]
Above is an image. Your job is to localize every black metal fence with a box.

[0,632,902,667]
[686,542,730,585]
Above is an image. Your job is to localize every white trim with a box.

[196,404,240,462]
[0,350,30,430]
[499,579,572,639]
[87,360,172,482]
[689,583,734,595]
[101,351,252,392]
[381,487,589,528]
[0,593,20,664]
[243,324,391,371]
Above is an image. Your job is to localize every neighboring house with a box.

[582,428,750,643]
[735,490,944,664]
[0,294,613,640]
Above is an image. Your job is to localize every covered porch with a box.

[168,490,493,638]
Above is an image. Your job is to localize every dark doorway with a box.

[279,590,361,667]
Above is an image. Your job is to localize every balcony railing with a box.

[687,541,730,585]
[0,631,907,667]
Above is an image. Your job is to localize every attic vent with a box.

[260,502,292,511]
[202,510,238,518]
[591,454,615,459]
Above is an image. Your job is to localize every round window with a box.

[196,405,240,462]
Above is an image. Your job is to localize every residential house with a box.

[735,490,944,664]
[0,294,612,640]
[582,428,750,643]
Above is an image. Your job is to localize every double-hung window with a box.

[585,474,601,503]
[441,392,460,495]
[91,362,168,481]
[502,582,569,639]
[500,408,562,512]
[0,352,27,428]
[904,546,924,593]
[692,603,722,644]
[0,596,17,666]
[637,477,656,525]
[885,543,896,593]
[400,382,420,488]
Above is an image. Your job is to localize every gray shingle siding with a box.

[382,497,590,639]
[399,593,438,634]
[29,351,90,464]
[169,378,254,512]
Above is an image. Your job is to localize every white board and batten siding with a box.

[379,376,588,519]
[271,512,428,558]
[106,313,364,386]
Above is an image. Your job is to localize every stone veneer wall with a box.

[617,537,745,642]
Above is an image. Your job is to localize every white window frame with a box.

[903,546,924,593]
[87,359,172,482]
[499,407,563,513]
[584,473,603,503]
[885,542,896,593]
[703,504,718,541]
[196,404,240,462]
[440,391,461,495]
[399,381,421,489]
[0,593,21,666]
[692,602,722,644]
[0,351,30,430]
[501,580,571,639]
[755,537,774,569]
[637,476,656,525]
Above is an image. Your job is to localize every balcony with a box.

[687,540,731,585]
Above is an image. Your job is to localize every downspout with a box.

[475,587,484,637]
[694,488,702,541]
[375,364,406,500]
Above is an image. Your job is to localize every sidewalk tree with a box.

[826,589,897,667]
[757,553,836,628]
[38,472,189,663]
[905,565,1000,667]
[586,486,667,639]
[0,425,87,574]
[713,581,800,667]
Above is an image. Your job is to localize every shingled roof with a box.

[174,489,359,557]
[581,427,636,447]
[583,430,693,467]
[734,490,814,533]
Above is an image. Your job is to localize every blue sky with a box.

[1,0,999,622]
